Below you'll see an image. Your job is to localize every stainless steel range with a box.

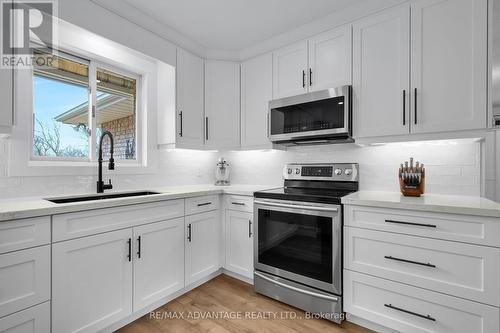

[253,163,359,323]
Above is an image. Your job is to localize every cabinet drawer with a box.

[0,301,50,333]
[185,195,220,215]
[344,227,500,306]
[0,217,50,254]
[52,199,184,241]
[344,205,500,247]
[225,195,253,212]
[344,270,500,333]
[0,246,51,318]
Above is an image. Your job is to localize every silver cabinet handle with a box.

[384,303,436,321]
[254,271,338,302]
[254,200,338,212]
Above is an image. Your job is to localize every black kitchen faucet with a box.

[97,131,115,193]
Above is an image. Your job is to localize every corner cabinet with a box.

[176,48,205,148]
[272,24,352,99]
[241,53,273,149]
[204,61,240,150]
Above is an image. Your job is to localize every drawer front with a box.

[344,227,500,306]
[0,246,51,318]
[225,195,253,212]
[185,195,220,215]
[0,301,50,333]
[0,217,50,254]
[344,270,500,333]
[52,199,184,241]
[345,205,500,247]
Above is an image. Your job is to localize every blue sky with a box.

[33,75,89,151]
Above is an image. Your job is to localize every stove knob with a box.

[334,168,343,176]
[295,168,301,175]
[344,168,353,176]
[287,168,293,174]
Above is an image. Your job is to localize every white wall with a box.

[223,139,482,196]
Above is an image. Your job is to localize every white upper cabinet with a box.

[273,40,308,99]
[241,53,273,149]
[176,48,205,148]
[204,61,240,149]
[133,218,185,312]
[308,25,352,91]
[0,68,13,134]
[353,6,410,138]
[410,0,487,134]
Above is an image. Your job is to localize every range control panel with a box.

[283,163,359,182]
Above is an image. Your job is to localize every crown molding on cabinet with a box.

[89,0,407,62]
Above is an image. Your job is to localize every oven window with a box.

[270,96,345,135]
[257,209,332,283]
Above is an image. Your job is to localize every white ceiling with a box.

[100,0,366,52]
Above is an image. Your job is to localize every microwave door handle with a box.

[254,200,338,212]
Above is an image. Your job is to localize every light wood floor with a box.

[116,274,374,333]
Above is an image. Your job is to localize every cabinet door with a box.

[225,210,253,279]
[0,246,50,318]
[353,6,410,138]
[0,67,13,133]
[52,229,133,333]
[176,48,205,148]
[204,61,240,149]
[272,41,308,98]
[0,301,50,333]
[308,25,352,92]
[133,218,185,312]
[411,0,487,133]
[185,211,220,285]
[241,53,273,149]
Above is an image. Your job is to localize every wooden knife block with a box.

[399,174,425,197]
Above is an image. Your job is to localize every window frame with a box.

[30,48,142,164]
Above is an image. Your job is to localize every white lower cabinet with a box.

[52,229,133,333]
[224,210,253,279]
[133,218,185,312]
[344,270,499,333]
[0,302,50,333]
[0,245,50,319]
[185,210,220,285]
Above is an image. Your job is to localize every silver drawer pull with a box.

[254,271,338,302]
[231,202,245,206]
[197,202,212,207]
[384,255,436,268]
[385,219,436,228]
[384,303,436,321]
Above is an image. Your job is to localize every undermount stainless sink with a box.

[46,191,162,204]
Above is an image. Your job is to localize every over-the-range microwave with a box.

[268,85,352,145]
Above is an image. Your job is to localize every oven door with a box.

[268,86,351,142]
[253,198,342,295]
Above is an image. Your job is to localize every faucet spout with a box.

[97,131,115,193]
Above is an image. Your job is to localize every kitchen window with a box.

[32,49,139,161]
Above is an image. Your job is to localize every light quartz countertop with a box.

[0,184,278,222]
[342,191,500,218]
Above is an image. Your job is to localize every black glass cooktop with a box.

[254,186,357,204]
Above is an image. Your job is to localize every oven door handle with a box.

[254,200,339,212]
[254,271,339,302]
